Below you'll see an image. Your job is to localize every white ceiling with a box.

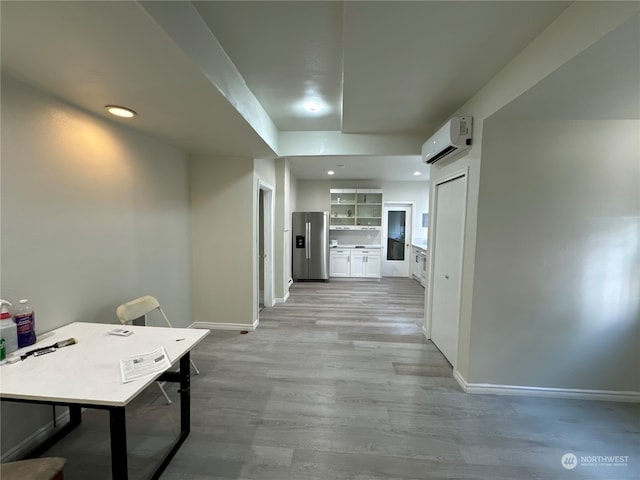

[194,1,570,134]
[0,1,590,181]
[288,155,429,182]
[194,1,345,132]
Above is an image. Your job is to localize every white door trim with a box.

[424,168,468,369]
[255,178,275,324]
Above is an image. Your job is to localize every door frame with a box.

[381,202,414,277]
[424,168,468,368]
[255,179,274,323]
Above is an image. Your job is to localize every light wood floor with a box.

[45,278,639,479]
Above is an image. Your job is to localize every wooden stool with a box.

[0,457,66,480]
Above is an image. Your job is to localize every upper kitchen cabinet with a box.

[355,190,382,229]
[330,189,357,229]
[330,188,382,230]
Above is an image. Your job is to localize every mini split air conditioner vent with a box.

[427,145,459,164]
[422,116,473,165]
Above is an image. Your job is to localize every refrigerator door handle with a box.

[306,222,311,259]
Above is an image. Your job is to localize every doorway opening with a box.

[256,180,274,321]
[259,189,265,312]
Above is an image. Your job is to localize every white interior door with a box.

[429,174,467,368]
[382,204,412,277]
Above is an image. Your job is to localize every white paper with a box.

[120,347,171,383]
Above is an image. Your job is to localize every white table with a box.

[0,322,209,479]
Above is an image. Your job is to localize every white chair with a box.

[116,295,200,405]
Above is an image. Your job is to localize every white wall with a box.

[190,155,255,327]
[1,75,191,456]
[274,158,294,301]
[289,169,298,215]
[254,157,277,188]
[286,165,297,285]
[470,119,639,391]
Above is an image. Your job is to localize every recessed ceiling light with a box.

[304,101,323,112]
[327,170,335,175]
[413,171,422,176]
[105,105,137,118]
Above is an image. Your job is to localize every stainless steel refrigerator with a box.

[292,212,329,281]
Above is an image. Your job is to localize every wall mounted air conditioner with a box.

[422,116,473,164]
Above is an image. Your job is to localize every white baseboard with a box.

[453,370,640,403]
[421,325,429,339]
[190,318,259,331]
[274,291,290,304]
[2,408,71,462]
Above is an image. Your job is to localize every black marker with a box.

[20,338,77,360]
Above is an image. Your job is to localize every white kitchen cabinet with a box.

[330,188,382,230]
[421,251,429,286]
[329,249,351,277]
[412,246,427,287]
[355,190,382,229]
[350,249,381,278]
[366,251,381,278]
[330,248,381,279]
[330,189,357,229]
[412,247,421,278]
[350,252,365,277]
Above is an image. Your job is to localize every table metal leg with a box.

[69,404,82,427]
[150,352,191,480]
[180,352,190,435]
[109,406,128,480]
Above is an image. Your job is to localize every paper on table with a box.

[120,347,171,384]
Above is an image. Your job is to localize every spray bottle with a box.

[13,299,36,348]
[0,300,18,358]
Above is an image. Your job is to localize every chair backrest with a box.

[116,295,161,325]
